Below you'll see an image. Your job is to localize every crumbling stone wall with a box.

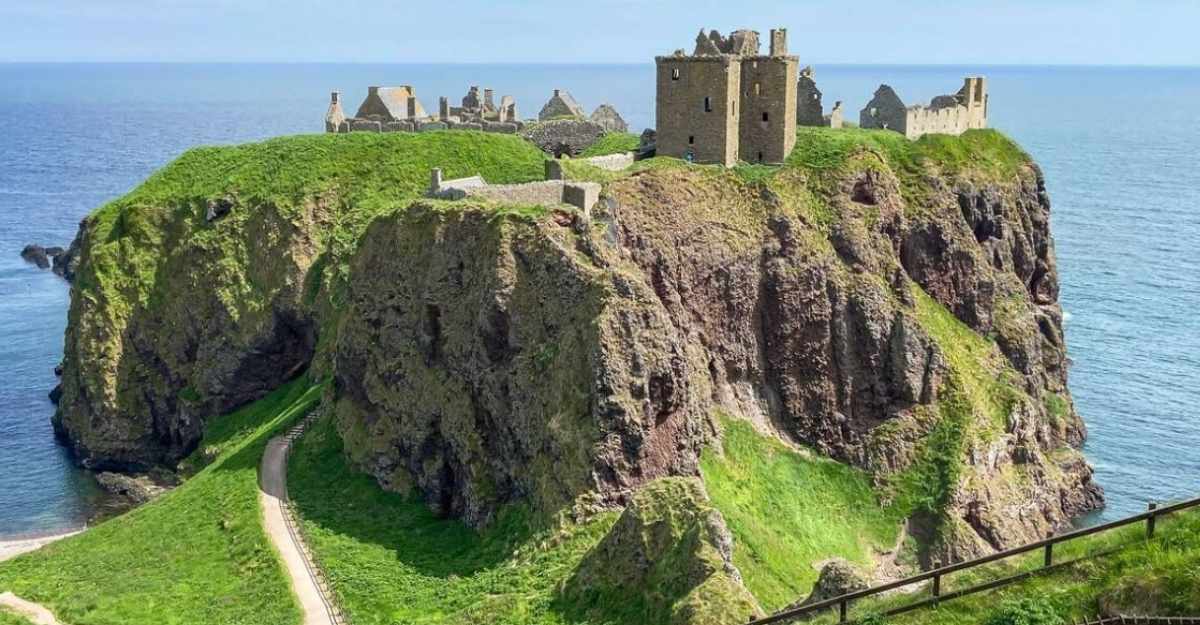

[538,89,586,120]
[590,104,628,133]
[861,77,988,140]
[429,168,600,214]
[796,67,826,126]
[655,27,798,167]
[520,119,607,157]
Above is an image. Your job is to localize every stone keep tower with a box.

[655,27,799,167]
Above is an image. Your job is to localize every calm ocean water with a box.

[1,63,1197,538]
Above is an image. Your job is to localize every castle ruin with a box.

[655,28,799,167]
[796,66,843,129]
[325,84,523,134]
[860,77,988,139]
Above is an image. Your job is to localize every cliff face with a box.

[331,130,1101,560]
[55,129,1101,567]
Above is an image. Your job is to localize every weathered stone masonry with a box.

[655,27,798,167]
[860,77,988,139]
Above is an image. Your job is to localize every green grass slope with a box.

[287,414,623,625]
[797,506,1200,625]
[0,378,321,625]
[80,130,548,317]
[701,418,903,611]
[0,610,35,625]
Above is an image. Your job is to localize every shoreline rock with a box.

[19,241,78,282]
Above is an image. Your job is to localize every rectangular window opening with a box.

[762,112,769,123]
[672,68,680,81]
[754,83,761,96]
[704,96,712,113]
[688,135,695,145]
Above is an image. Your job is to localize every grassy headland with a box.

[0,378,321,625]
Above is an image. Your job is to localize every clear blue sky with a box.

[2,0,1197,65]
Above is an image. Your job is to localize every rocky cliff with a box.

[54,128,1102,602]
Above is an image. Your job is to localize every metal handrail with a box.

[749,495,1200,624]
[278,413,349,625]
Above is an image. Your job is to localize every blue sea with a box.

[1,63,1197,538]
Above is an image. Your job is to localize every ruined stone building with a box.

[325,84,522,134]
[860,77,988,139]
[538,89,586,120]
[796,66,843,129]
[655,27,799,167]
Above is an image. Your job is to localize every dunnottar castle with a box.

[324,26,988,168]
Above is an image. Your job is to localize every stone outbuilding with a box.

[354,86,427,122]
[538,89,586,120]
[590,104,628,133]
[860,77,988,139]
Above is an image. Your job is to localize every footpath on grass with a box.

[0,592,63,625]
[259,413,343,625]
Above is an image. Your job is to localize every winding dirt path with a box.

[259,420,340,625]
[0,592,64,625]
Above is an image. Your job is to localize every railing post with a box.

[932,573,941,598]
[839,598,848,623]
[1044,531,1054,568]
[1147,502,1158,538]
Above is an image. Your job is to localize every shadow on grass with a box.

[285,413,535,579]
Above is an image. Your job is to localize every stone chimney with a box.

[325,91,346,133]
[770,28,788,57]
[429,168,443,195]
[484,88,495,111]
[439,96,449,120]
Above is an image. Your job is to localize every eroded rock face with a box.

[53,198,328,470]
[333,204,706,525]
[793,559,869,608]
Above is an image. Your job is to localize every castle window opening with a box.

[757,151,763,162]
[672,68,680,81]
[754,83,761,96]
[762,112,769,122]
[704,96,712,112]
[688,135,695,145]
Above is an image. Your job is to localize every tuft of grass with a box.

[579,132,640,157]
[0,611,35,625]
[0,378,322,625]
[700,417,903,611]
[287,414,623,625]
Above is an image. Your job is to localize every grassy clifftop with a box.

[29,126,1113,625]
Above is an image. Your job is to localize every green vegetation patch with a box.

[78,130,548,319]
[700,417,903,611]
[287,414,624,625]
[0,610,35,625]
[0,378,322,625]
[809,507,1200,624]
[579,132,640,157]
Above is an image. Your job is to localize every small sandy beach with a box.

[0,531,80,563]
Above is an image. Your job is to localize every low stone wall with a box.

[583,152,635,171]
[334,119,517,134]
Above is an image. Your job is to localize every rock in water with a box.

[94,471,174,505]
[20,245,51,269]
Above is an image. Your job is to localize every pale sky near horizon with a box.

[1,0,1197,66]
